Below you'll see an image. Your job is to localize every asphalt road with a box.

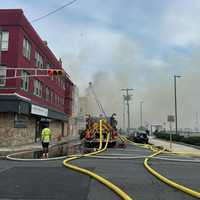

[0,144,199,200]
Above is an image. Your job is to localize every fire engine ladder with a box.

[88,82,107,118]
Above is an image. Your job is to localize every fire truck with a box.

[82,83,118,148]
[83,114,118,148]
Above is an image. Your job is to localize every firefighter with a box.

[41,125,52,159]
[85,114,92,129]
[85,129,91,140]
[110,113,117,130]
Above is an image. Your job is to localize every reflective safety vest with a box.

[42,128,52,143]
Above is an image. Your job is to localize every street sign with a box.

[168,115,175,122]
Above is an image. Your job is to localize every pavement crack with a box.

[85,177,93,200]
[0,167,12,174]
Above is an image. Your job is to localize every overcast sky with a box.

[1,0,200,130]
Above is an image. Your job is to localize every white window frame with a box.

[23,38,31,60]
[45,86,50,101]
[62,79,65,90]
[55,94,57,104]
[51,91,53,103]
[33,79,42,97]
[21,70,29,91]
[0,66,6,86]
[57,95,59,104]
[1,31,9,51]
[35,51,44,68]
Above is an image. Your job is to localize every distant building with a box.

[79,96,89,118]
[0,9,75,146]
[72,86,79,118]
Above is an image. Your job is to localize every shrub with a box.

[154,132,200,146]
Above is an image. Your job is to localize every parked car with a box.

[128,130,149,144]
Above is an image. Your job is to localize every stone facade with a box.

[68,117,85,137]
[0,113,80,147]
[49,120,62,140]
[0,113,35,147]
[49,120,76,139]
[64,122,69,137]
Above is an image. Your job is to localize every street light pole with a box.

[169,120,172,150]
[127,93,130,130]
[140,101,144,128]
[123,95,126,130]
[174,75,181,135]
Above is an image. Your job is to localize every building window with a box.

[66,81,69,90]
[34,79,42,97]
[45,86,50,101]
[14,114,27,128]
[55,94,57,104]
[47,63,52,68]
[21,70,29,91]
[57,77,60,86]
[0,67,6,86]
[57,96,60,105]
[60,97,64,105]
[61,79,65,90]
[0,31,9,51]
[51,91,54,103]
[23,38,31,60]
[35,51,44,68]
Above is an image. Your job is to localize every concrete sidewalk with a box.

[150,137,200,153]
[0,135,80,156]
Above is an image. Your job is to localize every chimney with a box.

[43,40,48,46]
[59,58,62,66]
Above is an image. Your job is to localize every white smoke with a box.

[61,31,200,131]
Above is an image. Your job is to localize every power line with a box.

[31,0,78,23]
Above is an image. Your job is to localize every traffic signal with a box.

[47,69,64,76]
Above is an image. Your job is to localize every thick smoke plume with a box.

[62,35,200,130]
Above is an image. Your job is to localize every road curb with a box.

[0,156,6,160]
[0,138,81,158]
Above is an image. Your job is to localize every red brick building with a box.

[0,9,75,146]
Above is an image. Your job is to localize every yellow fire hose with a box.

[123,136,200,199]
[63,121,133,200]
[144,150,200,199]
[97,119,103,151]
